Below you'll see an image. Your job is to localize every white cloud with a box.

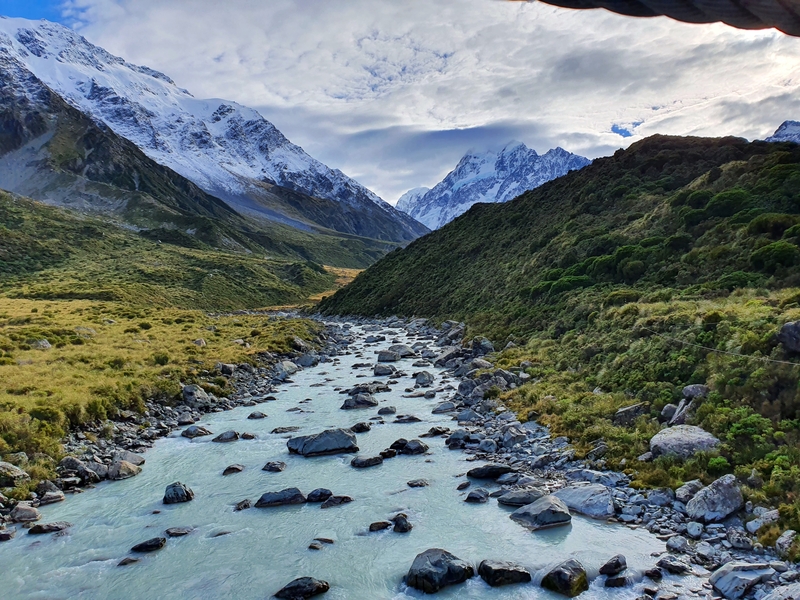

[62,0,800,202]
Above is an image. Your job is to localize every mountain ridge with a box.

[396,141,590,229]
[0,16,428,243]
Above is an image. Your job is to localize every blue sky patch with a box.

[2,0,63,22]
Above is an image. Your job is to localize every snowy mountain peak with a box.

[397,141,590,229]
[767,120,800,144]
[396,187,430,213]
[0,17,427,242]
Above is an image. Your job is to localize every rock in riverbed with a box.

[599,555,627,576]
[341,393,378,410]
[255,488,306,507]
[287,429,358,457]
[510,495,571,531]
[406,548,475,593]
[163,482,194,504]
[497,488,546,507]
[465,488,489,503]
[541,559,589,598]
[351,456,383,468]
[212,430,239,443]
[478,560,531,587]
[306,488,333,503]
[222,464,245,476]
[553,484,615,519]
[28,521,71,535]
[131,537,166,553]
[181,425,212,439]
[320,495,353,509]
[467,464,515,479]
[710,562,775,600]
[274,577,330,599]
[262,461,286,472]
[10,504,41,522]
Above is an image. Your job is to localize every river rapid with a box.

[3,323,676,599]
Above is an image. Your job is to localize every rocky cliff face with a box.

[0,17,427,242]
[396,141,590,229]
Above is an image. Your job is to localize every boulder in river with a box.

[350,422,371,433]
[255,487,306,507]
[553,484,615,519]
[392,513,413,533]
[649,425,719,459]
[28,521,71,535]
[351,456,383,469]
[497,488,546,507]
[222,464,245,476]
[374,364,395,376]
[710,562,775,600]
[541,559,589,598]
[398,439,429,455]
[262,461,286,473]
[10,504,41,522]
[108,460,141,480]
[341,393,378,410]
[212,430,239,443]
[165,527,193,537]
[377,350,400,363]
[415,371,434,387]
[465,488,489,503]
[467,464,515,479]
[686,474,743,522]
[320,495,353,509]
[407,479,429,488]
[274,577,330,599]
[432,401,457,414]
[131,537,166,553]
[599,555,627,576]
[287,429,359,457]
[247,411,267,419]
[0,462,30,488]
[510,495,571,531]
[478,560,531,587]
[370,521,393,532]
[306,489,333,503]
[406,548,475,593]
[378,406,397,415]
[181,425,212,439]
[163,482,194,504]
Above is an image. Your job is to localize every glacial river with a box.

[2,325,674,599]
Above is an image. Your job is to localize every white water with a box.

[3,326,677,599]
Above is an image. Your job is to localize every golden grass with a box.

[306,266,362,303]
[0,297,322,415]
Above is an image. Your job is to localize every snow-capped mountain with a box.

[0,17,427,242]
[396,187,430,213]
[767,121,800,144]
[396,141,590,230]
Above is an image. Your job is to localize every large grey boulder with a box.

[340,393,378,410]
[650,425,719,459]
[108,460,141,480]
[389,344,416,357]
[683,384,710,399]
[374,364,395,376]
[510,495,572,531]
[274,577,330,599]
[613,403,648,426]
[553,484,615,519]
[255,487,306,507]
[10,503,41,522]
[776,530,797,558]
[406,548,474,593]
[498,488,546,506]
[471,336,494,356]
[467,464,515,479]
[415,371,434,387]
[163,482,194,504]
[377,350,400,362]
[181,425,212,438]
[0,462,30,487]
[541,559,589,597]
[709,562,775,600]
[778,322,800,353]
[182,384,210,407]
[478,560,531,587]
[686,474,743,522]
[287,429,358,457]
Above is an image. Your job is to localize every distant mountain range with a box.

[0,17,427,264]
[395,141,591,229]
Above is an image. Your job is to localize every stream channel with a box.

[2,323,677,599]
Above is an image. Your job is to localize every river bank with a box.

[1,315,797,600]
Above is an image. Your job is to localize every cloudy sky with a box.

[7,0,800,202]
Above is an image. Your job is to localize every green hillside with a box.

[321,135,800,539]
